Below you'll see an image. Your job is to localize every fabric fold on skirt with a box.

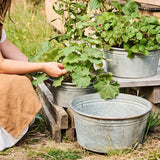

[0,74,42,139]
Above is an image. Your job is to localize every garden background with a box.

[0,0,159,159]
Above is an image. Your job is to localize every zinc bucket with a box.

[104,47,160,78]
[71,93,152,153]
[53,82,95,108]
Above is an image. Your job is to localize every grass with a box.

[38,149,82,160]
[145,110,160,136]
[4,1,55,58]
[23,143,87,160]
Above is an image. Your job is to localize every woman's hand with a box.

[0,40,67,77]
[42,62,67,78]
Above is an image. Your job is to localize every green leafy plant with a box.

[89,0,114,12]
[145,110,160,136]
[94,1,160,58]
[30,0,119,99]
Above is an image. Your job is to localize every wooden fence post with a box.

[45,0,65,33]
[11,0,26,12]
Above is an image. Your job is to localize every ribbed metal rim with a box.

[48,77,76,86]
[110,47,160,52]
[71,93,152,120]
[48,77,94,87]
[105,47,160,57]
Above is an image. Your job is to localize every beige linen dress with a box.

[0,29,42,151]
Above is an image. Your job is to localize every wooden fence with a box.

[136,0,160,6]
[45,0,65,33]
[11,0,26,12]
[45,0,160,32]
[136,0,160,20]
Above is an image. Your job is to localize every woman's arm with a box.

[0,39,67,77]
[0,38,28,61]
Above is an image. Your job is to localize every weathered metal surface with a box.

[104,47,160,78]
[51,82,95,108]
[71,93,152,153]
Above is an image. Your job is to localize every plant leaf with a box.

[111,1,122,11]
[29,41,53,62]
[63,53,80,64]
[32,73,48,87]
[131,44,139,53]
[88,57,102,64]
[52,76,64,87]
[72,73,91,87]
[136,32,143,40]
[140,26,148,32]
[74,65,90,76]
[52,5,63,15]
[147,16,158,24]
[84,47,103,58]
[122,36,128,43]
[123,43,130,51]
[94,80,119,99]
[156,34,160,43]
[89,0,101,10]
[61,46,78,56]
[156,26,160,33]
[64,64,76,72]
[122,1,139,17]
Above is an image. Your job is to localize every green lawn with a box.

[4,1,54,58]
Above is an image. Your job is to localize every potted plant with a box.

[93,0,160,78]
[30,0,120,107]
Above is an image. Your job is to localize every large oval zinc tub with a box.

[71,93,152,153]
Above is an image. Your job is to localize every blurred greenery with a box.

[145,110,160,136]
[4,1,55,58]
[27,0,45,6]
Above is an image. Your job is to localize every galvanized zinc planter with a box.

[104,47,160,78]
[52,82,95,108]
[71,93,152,153]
